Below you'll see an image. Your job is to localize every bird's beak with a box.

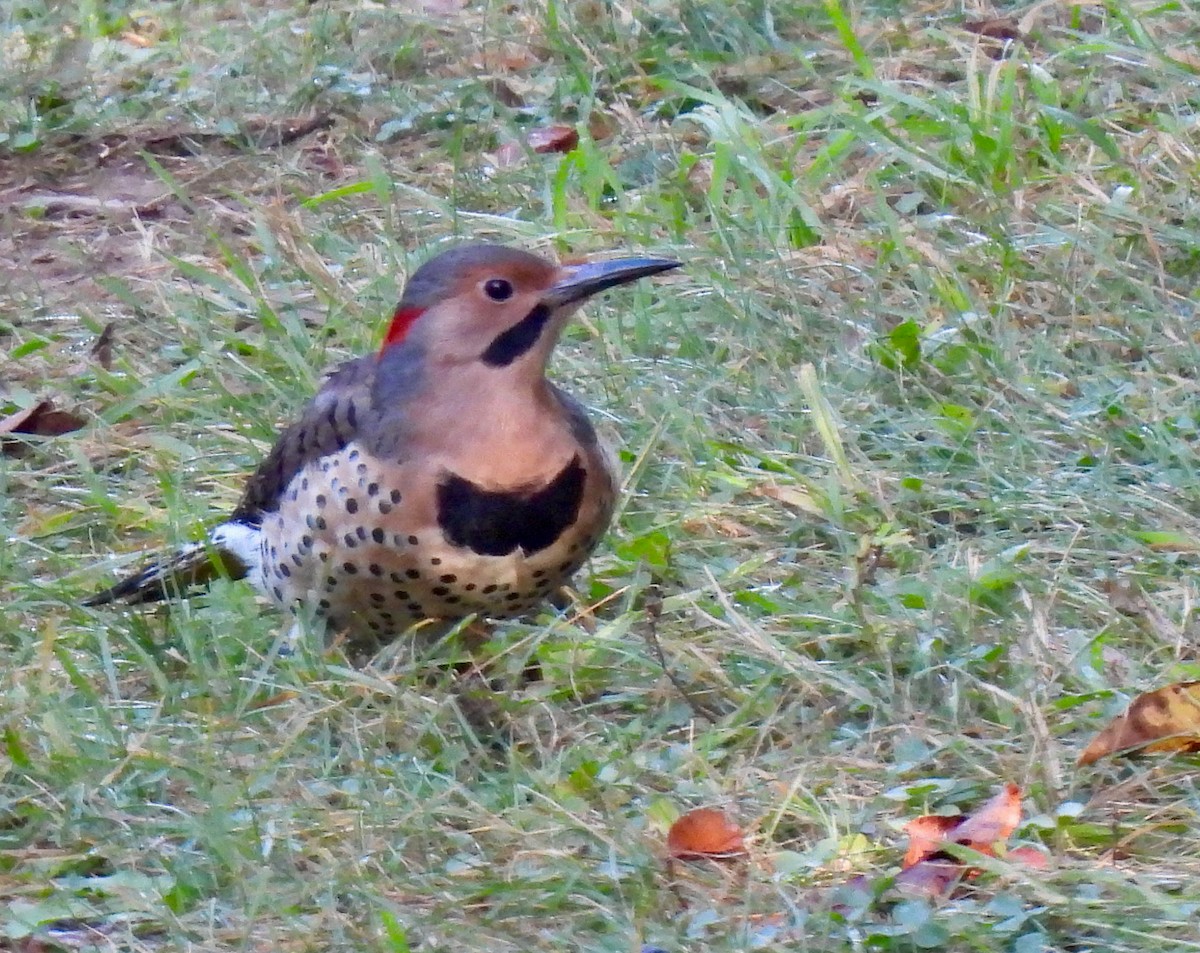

[544,256,681,308]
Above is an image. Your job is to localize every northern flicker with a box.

[86,243,680,649]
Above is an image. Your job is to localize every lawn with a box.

[3,1,1200,950]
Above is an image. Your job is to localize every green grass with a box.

[5,0,1200,949]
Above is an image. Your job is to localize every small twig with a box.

[257,112,336,149]
[643,581,719,724]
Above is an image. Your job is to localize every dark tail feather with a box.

[85,541,250,607]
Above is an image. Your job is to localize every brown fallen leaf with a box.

[495,125,580,168]
[948,783,1023,855]
[526,124,579,154]
[840,786,1042,904]
[681,516,754,538]
[903,784,1023,867]
[119,29,154,48]
[91,322,116,370]
[1006,845,1050,869]
[247,690,299,711]
[893,784,1032,898]
[0,400,87,452]
[963,18,1023,42]
[667,807,746,860]
[751,482,824,517]
[902,814,960,868]
[1078,681,1200,765]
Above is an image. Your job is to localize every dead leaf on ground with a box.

[751,483,825,517]
[1007,845,1050,869]
[66,322,119,375]
[1078,681,1200,765]
[527,125,579,154]
[1163,46,1200,71]
[666,807,746,860]
[495,125,580,168]
[963,18,1024,42]
[681,516,755,538]
[0,400,87,451]
[902,814,960,868]
[91,322,116,370]
[895,784,1034,898]
[943,783,1023,856]
[120,29,154,48]
[247,691,299,711]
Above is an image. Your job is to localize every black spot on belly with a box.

[436,456,587,557]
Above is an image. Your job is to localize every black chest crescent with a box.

[435,456,587,557]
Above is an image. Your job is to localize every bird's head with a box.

[380,244,680,376]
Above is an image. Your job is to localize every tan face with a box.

[417,262,568,371]
[382,244,680,372]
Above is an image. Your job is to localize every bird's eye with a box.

[483,278,514,302]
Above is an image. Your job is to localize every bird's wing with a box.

[87,355,378,606]
[230,355,375,524]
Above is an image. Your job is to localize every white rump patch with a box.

[210,522,263,586]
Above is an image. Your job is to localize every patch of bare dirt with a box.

[0,115,336,317]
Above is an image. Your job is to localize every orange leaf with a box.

[902,783,1022,867]
[951,783,1022,852]
[1007,845,1050,869]
[902,815,959,868]
[526,125,579,155]
[247,691,298,711]
[666,807,746,860]
[1078,681,1200,765]
[493,126,578,169]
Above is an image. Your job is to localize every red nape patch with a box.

[380,306,425,351]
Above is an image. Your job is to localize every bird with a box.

[86,242,680,653]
